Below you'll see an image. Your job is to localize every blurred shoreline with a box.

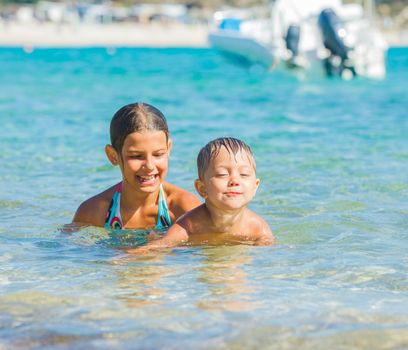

[0,22,209,48]
[382,28,408,47]
[0,21,406,49]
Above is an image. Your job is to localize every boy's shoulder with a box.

[172,203,208,232]
[73,184,118,226]
[244,208,270,229]
[243,209,274,244]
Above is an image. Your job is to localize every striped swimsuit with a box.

[104,183,172,230]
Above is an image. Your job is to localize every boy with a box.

[128,137,274,252]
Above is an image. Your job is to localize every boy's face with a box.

[106,130,171,193]
[195,146,260,211]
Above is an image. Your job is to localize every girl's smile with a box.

[136,174,158,186]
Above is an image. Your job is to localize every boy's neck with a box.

[204,201,246,233]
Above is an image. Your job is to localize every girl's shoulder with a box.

[72,183,120,226]
[163,182,201,216]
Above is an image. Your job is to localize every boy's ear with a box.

[254,178,260,193]
[194,179,207,199]
[105,144,120,165]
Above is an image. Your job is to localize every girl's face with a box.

[112,130,171,193]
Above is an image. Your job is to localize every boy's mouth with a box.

[224,191,243,196]
[136,175,158,186]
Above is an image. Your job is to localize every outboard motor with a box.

[318,8,356,78]
[285,24,300,57]
[285,24,304,69]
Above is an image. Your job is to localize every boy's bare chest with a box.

[188,229,255,246]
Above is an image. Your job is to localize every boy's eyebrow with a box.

[211,164,255,171]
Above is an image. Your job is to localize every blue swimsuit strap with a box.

[104,183,123,229]
[156,184,172,229]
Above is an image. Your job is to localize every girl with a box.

[73,102,201,229]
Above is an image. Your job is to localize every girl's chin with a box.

[135,178,162,191]
[138,185,159,192]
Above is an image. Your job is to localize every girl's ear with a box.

[105,145,120,165]
[194,179,207,199]
[167,139,172,155]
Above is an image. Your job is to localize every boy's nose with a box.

[228,176,239,186]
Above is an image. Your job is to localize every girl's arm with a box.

[72,186,116,227]
[72,198,104,226]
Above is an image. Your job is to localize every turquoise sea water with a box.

[0,46,407,349]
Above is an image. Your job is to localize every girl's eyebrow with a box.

[127,147,167,153]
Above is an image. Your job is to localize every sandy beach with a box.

[0,21,406,49]
[0,21,210,48]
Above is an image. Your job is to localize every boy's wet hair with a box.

[110,102,169,152]
[197,137,256,179]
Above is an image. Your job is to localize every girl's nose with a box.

[143,157,154,171]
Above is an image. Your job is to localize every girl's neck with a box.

[120,181,160,211]
[205,201,246,233]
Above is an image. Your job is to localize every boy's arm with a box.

[254,218,275,246]
[126,222,189,254]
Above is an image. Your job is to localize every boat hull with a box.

[209,30,277,68]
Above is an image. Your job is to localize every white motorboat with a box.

[208,0,388,79]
